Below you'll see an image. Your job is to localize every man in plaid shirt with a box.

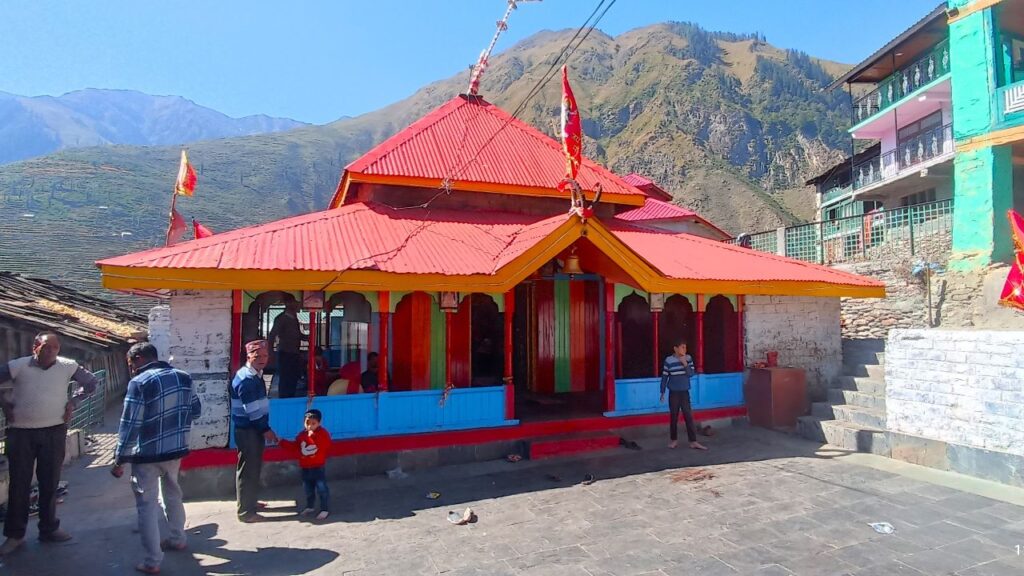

[111,342,202,575]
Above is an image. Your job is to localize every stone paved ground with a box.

[3,425,1023,576]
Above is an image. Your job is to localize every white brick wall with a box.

[744,296,842,399]
[887,329,1024,456]
[149,290,232,449]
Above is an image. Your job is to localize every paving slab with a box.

[2,424,1022,575]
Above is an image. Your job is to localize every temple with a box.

[97,93,884,473]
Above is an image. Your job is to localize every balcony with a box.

[995,79,1024,130]
[852,39,951,126]
[852,122,953,192]
[820,184,853,207]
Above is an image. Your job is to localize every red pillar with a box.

[503,290,515,420]
[604,279,616,412]
[445,310,454,391]
[736,296,745,371]
[230,290,243,372]
[307,310,318,400]
[696,294,705,374]
[379,292,389,391]
[652,310,661,377]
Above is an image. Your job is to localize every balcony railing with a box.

[821,184,853,206]
[852,123,952,191]
[730,199,954,266]
[853,39,951,124]
[996,79,1024,126]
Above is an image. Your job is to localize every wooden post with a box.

[445,310,454,391]
[307,310,318,400]
[379,292,389,391]
[230,290,243,372]
[503,290,515,420]
[604,279,616,412]
[736,296,745,372]
[696,294,705,374]
[652,310,661,377]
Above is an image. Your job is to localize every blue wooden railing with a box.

[604,372,744,417]
[230,385,517,446]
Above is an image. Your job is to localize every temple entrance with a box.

[513,276,605,421]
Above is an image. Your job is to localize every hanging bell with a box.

[563,247,584,276]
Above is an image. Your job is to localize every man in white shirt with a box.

[0,331,98,555]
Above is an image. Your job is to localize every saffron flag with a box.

[174,149,197,196]
[193,218,214,239]
[560,65,582,182]
[166,207,187,246]
[998,209,1024,311]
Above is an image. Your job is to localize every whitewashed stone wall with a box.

[149,290,232,449]
[744,296,842,401]
[887,329,1024,457]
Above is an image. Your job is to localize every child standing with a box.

[280,409,332,520]
[659,339,708,451]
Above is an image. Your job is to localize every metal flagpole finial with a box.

[467,0,542,96]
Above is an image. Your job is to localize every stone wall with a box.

[149,290,232,449]
[744,296,842,402]
[885,329,1024,486]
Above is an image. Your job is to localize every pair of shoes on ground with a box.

[667,441,709,450]
[0,529,73,555]
[300,508,329,521]
[135,538,187,573]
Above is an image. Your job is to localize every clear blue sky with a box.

[0,0,942,124]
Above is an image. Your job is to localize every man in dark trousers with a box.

[268,301,302,398]
[0,331,98,555]
[659,338,708,451]
[111,342,202,575]
[231,340,279,522]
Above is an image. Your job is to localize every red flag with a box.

[999,209,1024,311]
[174,149,197,197]
[560,66,582,181]
[166,207,187,246]
[193,218,214,239]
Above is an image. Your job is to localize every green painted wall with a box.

[430,302,446,390]
[949,9,998,140]
[950,145,1015,269]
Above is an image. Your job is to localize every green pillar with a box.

[951,145,1014,269]
[948,3,1013,270]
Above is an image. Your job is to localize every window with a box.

[898,111,943,141]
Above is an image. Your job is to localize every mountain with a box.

[0,23,851,310]
[0,89,307,164]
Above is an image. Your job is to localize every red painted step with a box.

[527,432,621,460]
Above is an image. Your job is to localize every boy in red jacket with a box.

[279,409,331,520]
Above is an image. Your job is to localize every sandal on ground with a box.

[160,539,186,551]
[135,563,160,574]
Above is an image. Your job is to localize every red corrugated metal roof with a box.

[614,199,730,239]
[99,203,881,293]
[620,173,672,201]
[615,199,698,221]
[609,223,881,288]
[333,95,645,206]
[98,202,568,276]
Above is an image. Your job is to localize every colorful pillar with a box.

[504,290,515,420]
[230,290,243,372]
[604,279,616,412]
[307,310,318,400]
[444,310,454,392]
[379,292,389,391]
[651,310,661,377]
[736,295,745,372]
[949,4,1015,269]
[695,294,705,374]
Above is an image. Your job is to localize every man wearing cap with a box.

[231,340,279,523]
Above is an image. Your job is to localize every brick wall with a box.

[149,290,232,449]
[744,296,842,401]
[887,329,1024,457]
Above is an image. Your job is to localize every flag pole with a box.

[165,190,178,247]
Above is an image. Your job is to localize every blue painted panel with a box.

[229,386,516,445]
[605,373,744,417]
[694,373,745,409]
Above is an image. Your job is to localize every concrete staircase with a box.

[797,339,890,455]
